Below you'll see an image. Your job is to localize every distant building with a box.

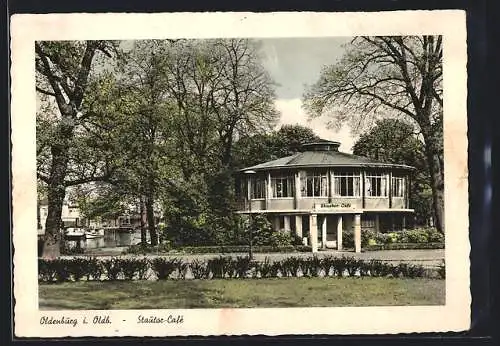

[38,200,81,232]
[236,140,415,253]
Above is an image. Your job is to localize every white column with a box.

[295,215,303,238]
[375,214,380,233]
[337,215,343,251]
[247,176,252,211]
[354,214,362,253]
[294,172,301,209]
[284,215,291,232]
[321,216,327,249]
[265,172,271,209]
[310,214,318,253]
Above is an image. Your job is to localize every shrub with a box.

[406,229,429,243]
[38,259,57,282]
[116,258,149,281]
[359,261,371,277]
[397,263,426,278]
[320,256,335,277]
[207,256,234,279]
[85,257,105,281]
[190,259,210,279]
[332,256,349,277]
[234,256,252,278]
[437,260,446,279]
[281,257,302,277]
[342,230,354,248]
[363,243,444,251]
[303,256,322,277]
[369,260,393,277]
[269,230,295,247]
[345,258,362,277]
[256,257,273,278]
[67,257,90,281]
[102,258,122,281]
[269,261,281,277]
[426,228,445,243]
[150,258,180,280]
[361,230,377,246]
[176,261,190,280]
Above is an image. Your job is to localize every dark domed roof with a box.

[240,140,415,172]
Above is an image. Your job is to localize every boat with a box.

[85,228,104,239]
[64,227,86,239]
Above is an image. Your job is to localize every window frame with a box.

[271,175,295,198]
[332,171,361,197]
[365,172,389,197]
[301,171,329,198]
[391,176,406,198]
[250,177,266,199]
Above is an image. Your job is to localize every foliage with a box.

[150,258,180,280]
[303,36,444,233]
[233,124,321,169]
[115,258,149,281]
[341,227,444,250]
[190,259,211,280]
[352,119,433,225]
[38,255,443,283]
[102,258,123,281]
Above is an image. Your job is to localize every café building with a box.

[237,140,414,253]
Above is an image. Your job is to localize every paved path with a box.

[74,248,444,267]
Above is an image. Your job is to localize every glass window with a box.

[301,172,328,197]
[392,176,405,197]
[365,173,388,197]
[332,171,361,197]
[251,177,266,199]
[271,175,295,198]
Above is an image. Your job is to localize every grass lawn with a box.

[39,278,445,310]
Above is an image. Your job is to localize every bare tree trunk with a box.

[42,124,72,258]
[422,132,445,234]
[145,195,158,246]
[139,195,147,245]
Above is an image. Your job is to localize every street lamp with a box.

[243,170,256,260]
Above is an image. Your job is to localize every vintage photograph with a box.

[11,11,469,337]
[35,36,446,309]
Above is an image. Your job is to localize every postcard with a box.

[11,10,469,337]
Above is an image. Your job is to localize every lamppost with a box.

[243,170,256,260]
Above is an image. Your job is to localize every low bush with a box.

[234,256,252,278]
[437,260,446,279]
[207,256,234,279]
[150,258,180,280]
[38,255,441,283]
[363,243,444,251]
[102,258,123,281]
[38,259,57,282]
[85,257,105,281]
[116,258,149,281]
[190,259,210,279]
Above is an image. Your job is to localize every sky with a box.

[258,37,356,153]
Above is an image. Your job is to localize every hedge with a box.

[38,255,445,283]
[363,242,444,251]
[124,244,312,255]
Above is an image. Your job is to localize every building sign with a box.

[317,202,352,209]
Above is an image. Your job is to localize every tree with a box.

[303,36,444,233]
[233,124,321,169]
[352,119,433,226]
[36,41,121,257]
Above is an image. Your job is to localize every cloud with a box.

[274,98,357,153]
